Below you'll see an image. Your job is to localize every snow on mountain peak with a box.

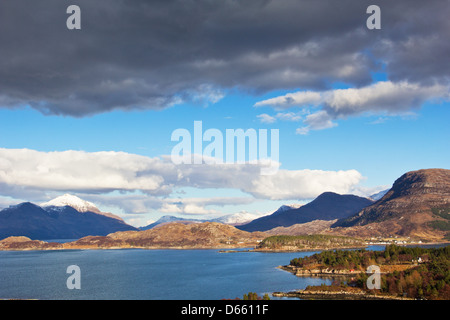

[275,203,303,213]
[41,194,100,213]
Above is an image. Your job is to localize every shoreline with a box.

[252,244,367,253]
[1,239,448,252]
[272,290,414,300]
[278,265,362,277]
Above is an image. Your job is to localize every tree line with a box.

[291,245,450,299]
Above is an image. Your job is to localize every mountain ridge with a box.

[237,192,374,232]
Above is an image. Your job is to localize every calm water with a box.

[2,244,445,300]
[0,248,342,300]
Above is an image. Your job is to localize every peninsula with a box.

[275,244,450,300]
[0,222,268,250]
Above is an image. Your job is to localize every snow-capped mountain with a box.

[139,211,272,230]
[369,189,389,201]
[41,194,100,213]
[213,211,270,226]
[0,199,137,240]
[41,194,123,221]
[272,204,303,215]
[139,215,205,230]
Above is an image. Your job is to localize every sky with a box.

[0,0,449,227]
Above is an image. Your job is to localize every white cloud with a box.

[257,113,276,124]
[0,148,365,203]
[323,81,448,115]
[296,110,337,135]
[275,112,303,122]
[255,81,449,133]
[81,192,256,217]
[257,112,303,124]
[0,148,174,195]
[248,169,363,200]
[255,90,322,109]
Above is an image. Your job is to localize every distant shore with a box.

[1,235,447,252]
[272,289,413,300]
[0,236,263,251]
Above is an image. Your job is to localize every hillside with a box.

[238,192,373,232]
[105,222,267,248]
[331,169,450,241]
[265,220,337,236]
[256,234,365,252]
[0,222,268,250]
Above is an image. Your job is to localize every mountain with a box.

[265,219,337,236]
[369,189,389,201]
[331,169,450,241]
[211,211,271,226]
[271,204,303,215]
[237,192,374,232]
[139,215,205,230]
[0,196,137,240]
[41,194,123,221]
[41,194,99,213]
[139,211,270,230]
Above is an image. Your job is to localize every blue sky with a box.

[0,1,449,227]
[0,86,448,226]
[1,86,448,181]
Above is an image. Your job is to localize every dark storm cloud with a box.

[0,0,448,116]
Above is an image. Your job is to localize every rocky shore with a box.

[272,289,413,300]
[279,265,362,277]
[253,244,367,253]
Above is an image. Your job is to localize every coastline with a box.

[273,242,450,301]
[1,237,447,252]
[272,290,414,300]
[251,244,367,253]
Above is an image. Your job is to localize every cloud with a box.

[0,148,365,203]
[256,81,449,133]
[257,81,448,114]
[248,169,363,200]
[322,81,449,116]
[0,148,175,196]
[257,114,277,124]
[255,91,322,109]
[85,193,254,216]
[275,112,303,122]
[296,110,337,135]
[257,112,303,124]
[0,0,448,116]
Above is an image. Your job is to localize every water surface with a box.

[0,248,330,300]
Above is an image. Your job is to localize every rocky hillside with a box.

[331,169,450,241]
[0,236,63,250]
[0,222,268,250]
[100,222,267,249]
[266,220,337,236]
[256,234,365,251]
